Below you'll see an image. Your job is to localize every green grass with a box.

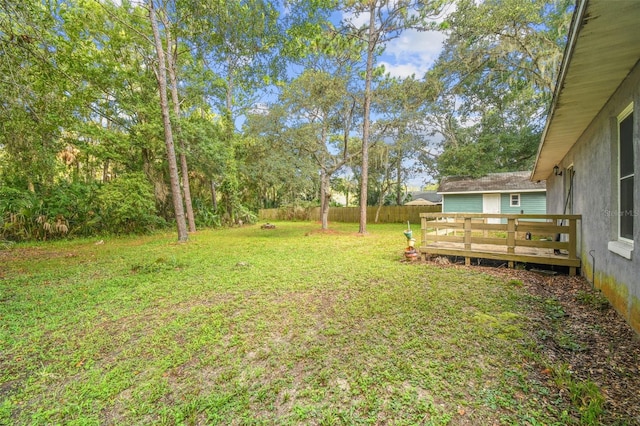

[0,222,604,424]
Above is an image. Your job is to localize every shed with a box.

[438,171,546,222]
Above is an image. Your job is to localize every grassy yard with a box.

[0,222,624,424]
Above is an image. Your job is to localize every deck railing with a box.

[419,213,581,275]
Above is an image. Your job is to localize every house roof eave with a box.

[531,0,640,181]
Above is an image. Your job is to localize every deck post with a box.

[507,217,516,268]
[421,216,427,246]
[464,216,472,266]
[433,217,439,242]
[568,218,577,276]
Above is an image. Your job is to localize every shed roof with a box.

[438,171,546,194]
[531,0,640,181]
[404,198,438,206]
[408,191,442,204]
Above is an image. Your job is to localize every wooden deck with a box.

[419,213,582,275]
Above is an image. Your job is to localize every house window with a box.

[618,104,634,242]
[510,194,520,207]
[609,103,635,259]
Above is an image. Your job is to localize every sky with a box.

[337,4,452,80]
[379,29,446,79]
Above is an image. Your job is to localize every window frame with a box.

[617,103,634,245]
[509,193,521,208]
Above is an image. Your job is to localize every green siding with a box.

[500,191,546,215]
[442,192,546,215]
[443,194,483,213]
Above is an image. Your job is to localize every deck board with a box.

[420,241,580,267]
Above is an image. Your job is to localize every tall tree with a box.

[242,105,319,210]
[163,14,196,232]
[148,0,188,241]
[423,0,573,179]
[184,0,283,224]
[0,0,73,191]
[280,68,360,229]
[339,0,446,234]
[374,76,432,203]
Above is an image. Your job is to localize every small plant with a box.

[543,298,566,320]
[507,279,523,287]
[555,331,587,352]
[551,364,605,425]
[576,290,609,310]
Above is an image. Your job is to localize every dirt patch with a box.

[423,259,640,424]
[0,246,77,262]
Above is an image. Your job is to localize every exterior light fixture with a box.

[554,165,563,176]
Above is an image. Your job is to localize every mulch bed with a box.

[423,258,640,424]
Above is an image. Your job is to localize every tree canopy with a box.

[0,0,574,240]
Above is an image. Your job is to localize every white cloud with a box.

[379,61,422,79]
[341,9,369,28]
[339,6,451,80]
[381,30,446,78]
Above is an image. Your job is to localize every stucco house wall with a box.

[547,61,640,332]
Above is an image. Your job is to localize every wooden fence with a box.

[259,205,442,224]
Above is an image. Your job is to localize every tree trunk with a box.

[210,179,217,211]
[102,159,110,183]
[396,157,402,205]
[358,1,376,234]
[376,161,391,224]
[148,0,188,242]
[166,27,196,233]
[375,195,383,223]
[320,169,331,230]
[222,70,237,223]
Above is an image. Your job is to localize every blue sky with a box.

[378,28,446,79]
[336,4,455,80]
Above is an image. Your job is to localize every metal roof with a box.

[438,171,546,194]
[532,0,640,181]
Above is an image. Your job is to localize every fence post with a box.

[421,215,428,260]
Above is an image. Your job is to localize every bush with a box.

[0,183,108,240]
[96,173,164,234]
[193,198,221,228]
[0,187,41,241]
[41,181,101,237]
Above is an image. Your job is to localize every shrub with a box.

[0,187,41,241]
[0,183,101,240]
[193,197,221,228]
[96,173,164,234]
[41,181,101,237]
